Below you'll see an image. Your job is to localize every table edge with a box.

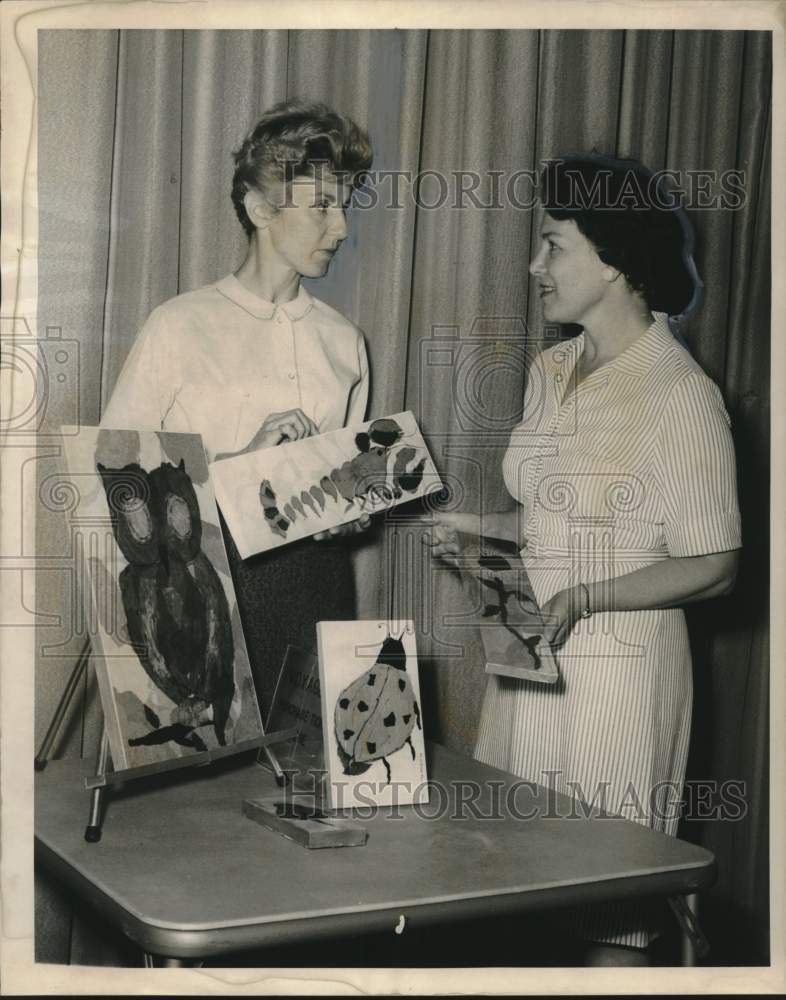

[35,836,717,960]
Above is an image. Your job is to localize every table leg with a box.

[680,893,698,967]
[143,952,197,968]
[668,892,708,965]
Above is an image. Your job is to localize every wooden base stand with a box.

[242,794,368,849]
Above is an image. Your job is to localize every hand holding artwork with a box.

[419,512,482,567]
[313,513,372,541]
[246,409,319,452]
[540,585,584,648]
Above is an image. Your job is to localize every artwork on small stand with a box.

[316,620,428,809]
[460,536,559,685]
[210,410,443,558]
[61,426,264,775]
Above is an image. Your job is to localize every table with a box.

[34,743,715,966]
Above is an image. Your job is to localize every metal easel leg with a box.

[260,744,285,786]
[84,726,109,843]
[34,638,90,770]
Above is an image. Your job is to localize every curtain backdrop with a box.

[35,28,771,965]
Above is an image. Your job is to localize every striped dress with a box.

[474,313,741,948]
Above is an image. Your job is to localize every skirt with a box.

[221,517,356,721]
[474,600,693,950]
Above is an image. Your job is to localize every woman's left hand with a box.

[313,513,372,542]
[540,586,582,648]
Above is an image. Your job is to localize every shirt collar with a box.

[555,312,674,382]
[215,274,314,321]
[608,312,675,377]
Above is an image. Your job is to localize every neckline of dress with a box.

[567,312,673,386]
[215,273,314,321]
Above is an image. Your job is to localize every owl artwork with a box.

[97,458,236,750]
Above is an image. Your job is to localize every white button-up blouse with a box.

[100,274,370,459]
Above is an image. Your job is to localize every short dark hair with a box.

[231,100,373,237]
[539,154,695,315]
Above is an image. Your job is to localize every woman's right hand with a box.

[419,512,481,567]
[245,409,319,452]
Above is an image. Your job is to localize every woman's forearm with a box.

[586,549,740,614]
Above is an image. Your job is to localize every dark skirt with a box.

[221,516,356,721]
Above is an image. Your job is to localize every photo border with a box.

[1,1,783,995]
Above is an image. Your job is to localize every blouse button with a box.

[288,372,296,380]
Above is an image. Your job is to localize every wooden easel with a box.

[34,637,295,842]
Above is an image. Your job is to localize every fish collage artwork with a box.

[459,537,559,685]
[211,411,443,558]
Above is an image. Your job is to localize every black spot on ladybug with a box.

[398,678,406,691]
[343,729,354,739]
[358,701,369,712]
[403,714,411,724]
[367,673,376,686]
[383,712,396,727]
[367,741,376,755]
[339,698,350,709]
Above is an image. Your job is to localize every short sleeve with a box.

[100,308,176,432]
[345,329,370,427]
[654,369,741,557]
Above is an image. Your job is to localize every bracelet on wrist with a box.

[578,582,592,619]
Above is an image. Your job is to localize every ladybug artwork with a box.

[334,631,422,786]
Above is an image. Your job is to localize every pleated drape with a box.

[35,28,771,965]
[178,31,289,293]
[404,30,542,749]
[675,30,773,963]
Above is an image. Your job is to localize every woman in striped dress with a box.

[424,154,741,965]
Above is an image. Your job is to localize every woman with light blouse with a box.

[101,100,374,711]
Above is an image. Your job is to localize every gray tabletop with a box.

[35,743,715,959]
